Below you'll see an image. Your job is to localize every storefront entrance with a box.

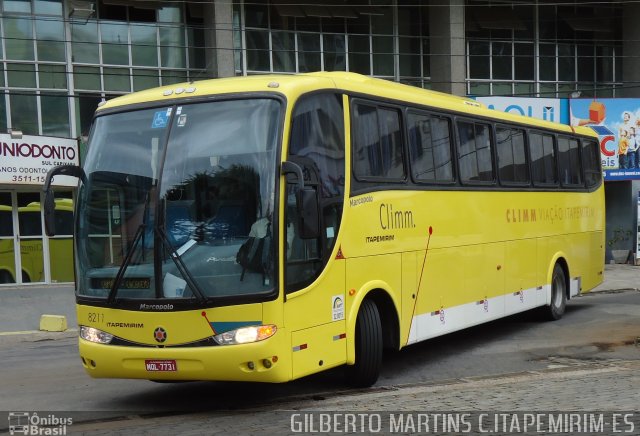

[0,190,74,285]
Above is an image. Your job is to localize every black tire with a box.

[544,264,567,321]
[346,299,383,388]
[0,270,15,284]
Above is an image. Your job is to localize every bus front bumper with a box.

[78,336,291,383]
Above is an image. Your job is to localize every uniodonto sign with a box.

[0,134,79,186]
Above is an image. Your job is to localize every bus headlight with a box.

[80,326,114,344]
[213,325,277,345]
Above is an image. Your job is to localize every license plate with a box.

[145,359,177,372]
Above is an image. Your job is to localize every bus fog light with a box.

[213,325,277,345]
[263,359,272,368]
[80,326,114,344]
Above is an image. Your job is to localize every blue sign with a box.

[152,110,169,129]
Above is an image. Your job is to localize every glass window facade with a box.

[0,0,205,138]
[237,0,432,88]
[0,1,632,138]
[466,1,622,97]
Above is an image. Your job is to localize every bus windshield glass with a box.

[76,98,280,303]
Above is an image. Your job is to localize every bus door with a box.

[0,192,18,284]
[0,191,46,284]
[17,192,46,283]
[282,93,347,378]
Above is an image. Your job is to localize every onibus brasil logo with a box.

[8,412,72,435]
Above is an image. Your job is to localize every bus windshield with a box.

[76,98,281,304]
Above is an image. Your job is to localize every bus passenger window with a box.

[582,139,602,188]
[456,120,494,183]
[557,136,582,186]
[407,111,454,183]
[353,104,404,180]
[530,132,557,185]
[496,126,529,184]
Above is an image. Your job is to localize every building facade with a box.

[0,0,211,285]
[0,0,635,285]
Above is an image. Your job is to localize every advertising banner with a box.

[475,97,562,123]
[569,99,640,181]
[0,134,79,186]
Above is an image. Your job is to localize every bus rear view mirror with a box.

[296,188,320,240]
[43,189,57,236]
[42,164,86,237]
[282,161,320,239]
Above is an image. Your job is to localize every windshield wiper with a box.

[107,223,144,303]
[157,227,207,303]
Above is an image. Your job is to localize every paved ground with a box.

[0,263,638,333]
[64,359,640,434]
[0,265,638,434]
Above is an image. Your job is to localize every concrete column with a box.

[203,0,235,79]
[428,0,466,96]
[622,3,640,97]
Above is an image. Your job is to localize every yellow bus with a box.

[0,199,74,284]
[44,72,604,387]
[0,205,16,283]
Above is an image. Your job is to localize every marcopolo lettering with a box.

[0,141,76,160]
[139,303,174,310]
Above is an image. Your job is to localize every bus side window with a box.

[286,93,345,293]
[557,136,583,186]
[582,138,602,188]
[530,132,558,186]
[456,120,495,183]
[496,126,529,185]
[407,111,454,183]
[352,103,404,181]
[55,210,74,236]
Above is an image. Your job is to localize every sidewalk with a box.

[0,264,638,334]
[591,263,640,293]
[0,284,75,333]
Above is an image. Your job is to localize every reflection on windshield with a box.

[76,99,280,302]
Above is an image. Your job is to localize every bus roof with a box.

[98,72,594,137]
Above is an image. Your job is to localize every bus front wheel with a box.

[544,264,567,321]
[346,299,383,388]
[0,270,14,284]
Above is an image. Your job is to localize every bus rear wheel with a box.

[544,264,567,321]
[346,299,382,388]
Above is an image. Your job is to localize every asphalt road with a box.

[0,290,637,420]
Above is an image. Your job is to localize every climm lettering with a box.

[0,141,76,160]
[380,203,416,230]
[506,208,537,223]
